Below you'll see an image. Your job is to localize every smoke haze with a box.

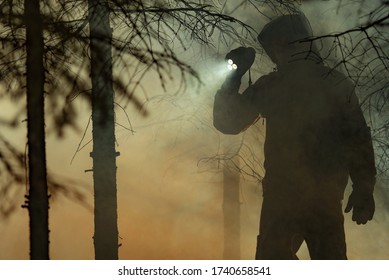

[0,0,388,260]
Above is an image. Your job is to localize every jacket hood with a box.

[257,14,322,65]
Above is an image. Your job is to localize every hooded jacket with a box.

[213,14,376,200]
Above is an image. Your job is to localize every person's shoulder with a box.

[316,65,358,103]
[253,70,279,88]
[317,64,354,88]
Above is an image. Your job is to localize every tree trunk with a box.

[88,0,119,260]
[25,0,50,260]
[223,157,241,259]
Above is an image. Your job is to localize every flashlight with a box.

[225,47,255,73]
[227,59,238,70]
[225,47,256,85]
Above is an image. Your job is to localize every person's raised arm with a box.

[213,47,260,134]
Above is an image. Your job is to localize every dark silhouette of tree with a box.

[24,0,49,260]
[222,156,240,259]
[199,124,265,258]
[88,0,118,260]
[0,0,91,259]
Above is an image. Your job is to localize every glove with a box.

[344,190,375,225]
[225,47,256,78]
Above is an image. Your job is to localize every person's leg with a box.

[304,200,347,260]
[255,197,301,260]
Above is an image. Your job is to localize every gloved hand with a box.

[344,190,375,225]
[225,47,256,79]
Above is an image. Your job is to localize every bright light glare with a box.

[227,59,237,71]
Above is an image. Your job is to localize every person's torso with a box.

[255,62,351,195]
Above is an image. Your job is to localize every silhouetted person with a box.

[213,14,376,260]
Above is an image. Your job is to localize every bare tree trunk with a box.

[25,0,50,260]
[88,0,119,260]
[223,157,241,259]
